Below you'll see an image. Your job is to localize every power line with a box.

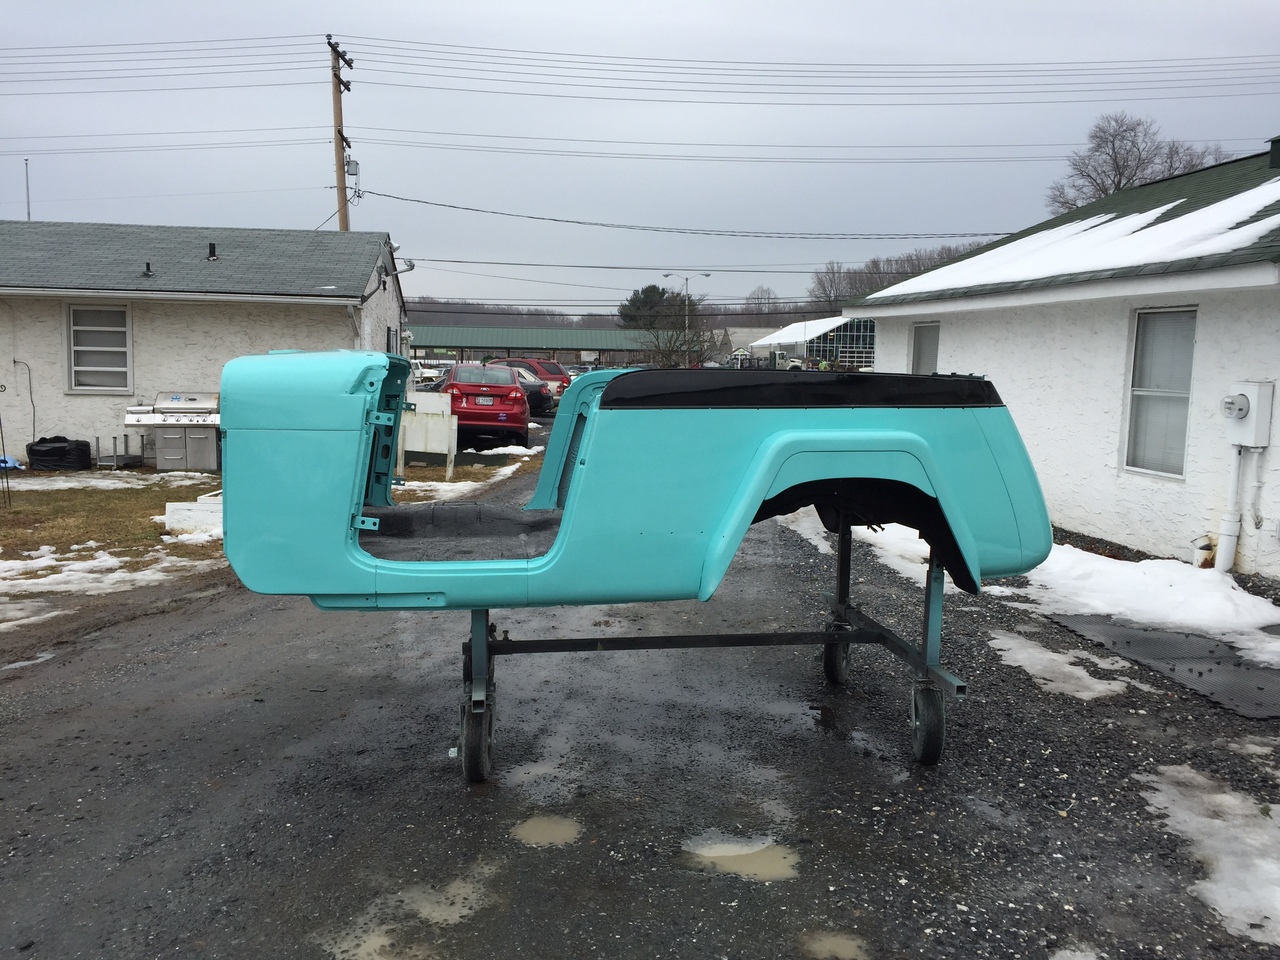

[4,35,1277,107]
[361,189,1008,239]
[1,122,1254,165]
[0,125,1259,153]
[344,38,1280,74]
[416,257,936,275]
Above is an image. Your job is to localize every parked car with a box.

[510,366,554,415]
[409,359,440,386]
[432,363,529,446]
[490,358,572,404]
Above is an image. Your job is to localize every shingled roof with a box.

[860,144,1280,308]
[0,220,395,302]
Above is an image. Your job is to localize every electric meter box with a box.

[1225,381,1274,447]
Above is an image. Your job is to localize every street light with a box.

[662,272,710,367]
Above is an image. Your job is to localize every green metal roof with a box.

[859,148,1280,307]
[0,220,394,301]
[407,324,651,352]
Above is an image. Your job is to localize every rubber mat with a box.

[1051,614,1280,719]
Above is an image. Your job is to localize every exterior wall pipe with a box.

[1215,444,1245,572]
[1249,447,1267,530]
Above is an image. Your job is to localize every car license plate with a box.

[476,396,494,405]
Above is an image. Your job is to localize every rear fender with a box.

[697,430,980,600]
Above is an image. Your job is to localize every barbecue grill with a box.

[124,392,220,471]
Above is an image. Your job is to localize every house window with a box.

[1126,309,1196,475]
[68,305,131,391]
[911,323,939,375]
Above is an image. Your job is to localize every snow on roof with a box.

[866,174,1280,300]
[749,316,847,348]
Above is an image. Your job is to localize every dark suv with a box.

[491,358,571,404]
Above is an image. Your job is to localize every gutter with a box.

[0,287,365,307]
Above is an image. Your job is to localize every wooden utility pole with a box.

[327,35,354,231]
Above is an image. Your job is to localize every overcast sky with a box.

[4,1,1278,317]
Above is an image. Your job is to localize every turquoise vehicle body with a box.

[219,350,1051,610]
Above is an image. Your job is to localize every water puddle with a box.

[511,814,582,847]
[2,651,55,671]
[316,860,495,959]
[802,931,872,959]
[682,831,798,881]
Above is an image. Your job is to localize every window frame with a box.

[66,303,133,394]
[1123,307,1196,478]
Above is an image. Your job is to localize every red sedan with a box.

[434,363,530,447]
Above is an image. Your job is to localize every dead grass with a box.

[400,463,500,485]
[0,472,225,564]
[396,453,544,501]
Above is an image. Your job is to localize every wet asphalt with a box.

[3,469,1280,959]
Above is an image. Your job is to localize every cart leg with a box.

[460,609,494,783]
[910,552,947,764]
[823,509,854,684]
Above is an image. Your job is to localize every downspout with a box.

[347,305,360,348]
[1214,444,1245,572]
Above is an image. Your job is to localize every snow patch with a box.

[1138,765,1280,945]
[987,630,1136,700]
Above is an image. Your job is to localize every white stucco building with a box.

[0,220,407,467]
[853,139,1280,576]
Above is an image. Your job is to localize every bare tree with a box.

[1046,112,1232,214]
[806,261,857,313]
[804,243,982,311]
[744,285,781,316]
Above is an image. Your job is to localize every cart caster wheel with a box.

[823,641,852,685]
[910,683,945,765]
[460,702,494,784]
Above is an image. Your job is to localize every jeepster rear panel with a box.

[220,351,1050,611]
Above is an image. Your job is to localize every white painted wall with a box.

[869,284,1280,576]
[359,272,405,352]
[0,285,399,464]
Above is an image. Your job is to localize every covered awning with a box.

[749,316,847,348]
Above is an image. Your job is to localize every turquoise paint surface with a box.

[221,351,1051,611]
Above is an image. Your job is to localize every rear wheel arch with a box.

[753,477,977,594]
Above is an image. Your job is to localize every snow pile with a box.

[990,543,1280,663]
[834,520,1280,665]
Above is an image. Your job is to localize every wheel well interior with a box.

[752,478,977,594]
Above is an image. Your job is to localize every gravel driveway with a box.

[3,470,1280,959]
